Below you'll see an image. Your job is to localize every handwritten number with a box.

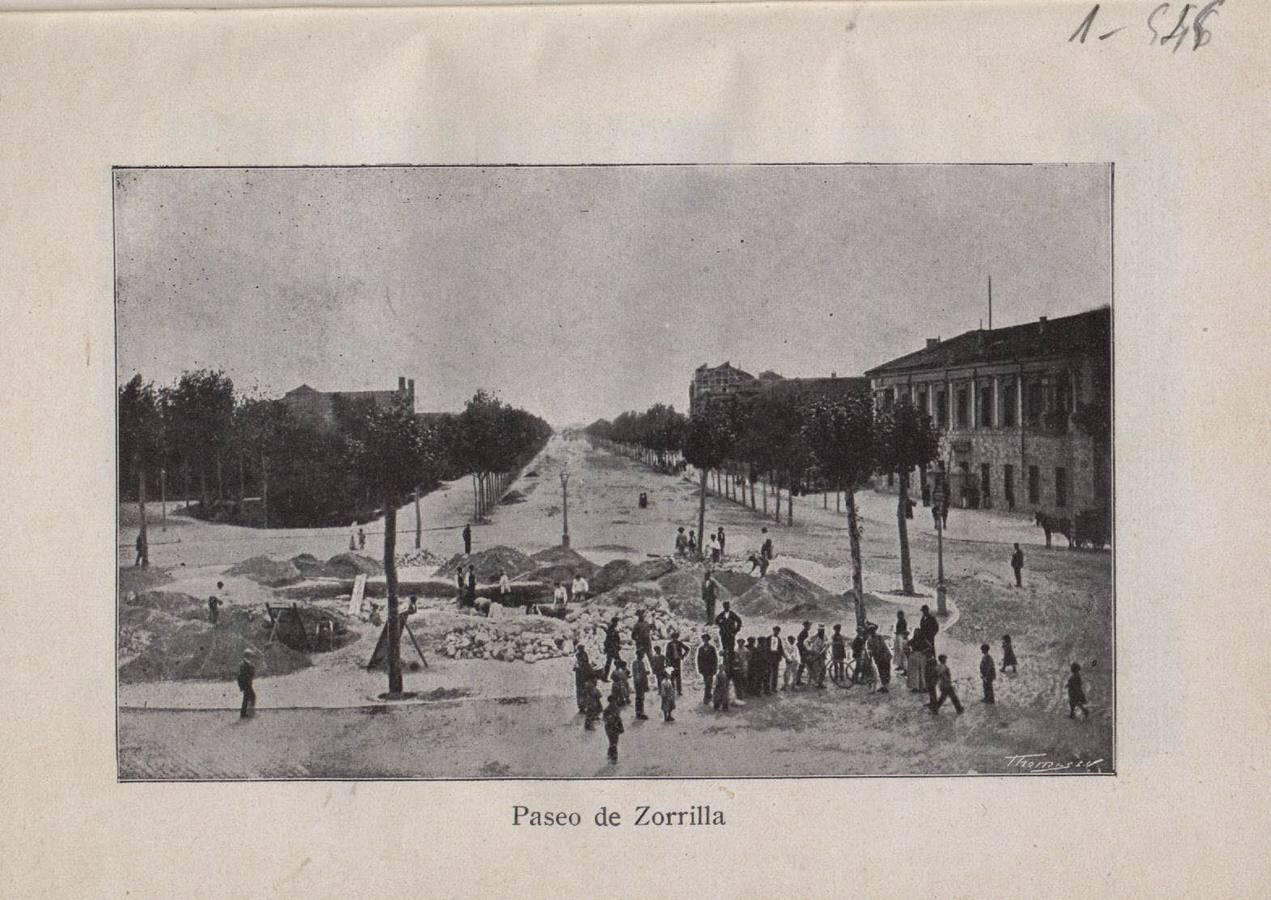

[1192,0,1225,50]
[1070,3,1100,43]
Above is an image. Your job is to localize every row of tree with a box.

[590,392,942,626]
[119,371,551,537]
[584,404,688,471]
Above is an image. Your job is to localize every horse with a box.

[1034,511,1073,549]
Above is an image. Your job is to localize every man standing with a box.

[807,626,828,688]
[349,521,358,552]
[632,652,650,720]
[919,604,940,656]
[931,653,964,715]
[707,532,721,564]
[602,694,624,764]
[761,528,773,562]
[498,570,511,606]
[664,631,689,696]
[631,610,654,660]
[462,522,472,555]
[702,572,718,625]
[717,527,727,558]
[207,594,221,625]
[979,643,997,703]
[714,601,742,655]
[696,633,718,704]
[134,530,147,568]
[572,572,589,603]
[650,645,668,689]
[795,621,812,687]
[602,615,623,678]
[466,565,477,607]
[768,626,783,693]
[867,625,892,694]
[236,650,257,719]
[1011,543,1025,588]
[357,526,366,551]
[675,526,688,557]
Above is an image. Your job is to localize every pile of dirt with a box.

[656,569,710,620]
[500,490,527,505]
[396,548,444,568]
[438,617,574,663]
[566,596,699,658]
[436,546,537,580]
[325,553,384,578]
[289,553,328,578]
[713,570,758,596]
[224,555,303,587]
[590,557,676,594]
[732,568,841,619]
[530,545,598,576]
[118,591,311,683]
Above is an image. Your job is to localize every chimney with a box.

[1038,315,1048,336]
[398,376,406,392]
[926,338,940,350]
[407,378,415,395]
[830,371,837,379]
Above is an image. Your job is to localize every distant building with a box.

[690,363,868,416]
[283,376,415,433]
[864,307,1110,514]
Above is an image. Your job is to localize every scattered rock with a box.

[224,555,303,587]
[436,546,537,580]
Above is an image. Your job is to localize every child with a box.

[611,659,631,707]
[979,643,996,703]
[831,624,847,683]
[651,645,668,689]
[659,675,677,723]
[602,695,624,764]
[1067,662,1090,718]
[712,666,730,711]
[582,680,603,731]
[1001,634,1018,673]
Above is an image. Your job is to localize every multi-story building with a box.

[689,363,868,416]
[282,376,416,433]
[864,307,1110,514]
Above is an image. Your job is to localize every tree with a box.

[166,369,235,511]
[118,374,163,566]
[356,397,436,696]
[875,399,940,594]
[803,394,876,626]
[234,397,292,528]
[682,405,734,557]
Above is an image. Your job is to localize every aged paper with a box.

[1,1,1268,896]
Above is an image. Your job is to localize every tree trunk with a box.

[199,467,209,510]
[384,502,403,694]
[238,453,245,504]
[414,488,422,549]
[216,452,224,502]
[137,464,149,568]
[260,454,269,528]
[762,478,768,515]
[836,490,841,513]
[471,474,479,521]
[697,469,708,560]
[919,463,930,506]
[183,459,190,508]
[898,470,914,594]
[846,487,865,627]
[787,487,793,526]
[750,479,756,509]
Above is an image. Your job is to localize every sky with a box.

[115,164,1111,427]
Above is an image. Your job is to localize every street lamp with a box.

[559,465,571,548]
[934,471,948,616]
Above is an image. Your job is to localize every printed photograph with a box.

[115,164,1113,779]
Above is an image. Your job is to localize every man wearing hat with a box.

[866,624,892,693]
[237,650,257,719]
[631,609,654,661]
[602,615,623,678]
[664,630,690,696]
[695,633,719,704]
[714,601,742,655]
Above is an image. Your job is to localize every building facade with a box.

[864,307,1110,515]
[283,376,416,433]
[690,363,868,416]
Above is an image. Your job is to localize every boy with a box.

[659,675,677,723]
[979,643,996,703]
[1067,663,1090,718]
[651,645,668,689]
[603,695,624,763]
[931,654,963,715]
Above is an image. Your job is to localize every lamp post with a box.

[559,466,571,548]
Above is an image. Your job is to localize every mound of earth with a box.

[590,557,676,594]
[732,568,838,619]
[587,582,663,608]
[118,592,311,683]
[499,490,527,505]
[325,553,383,578]
[289,553,328,578]
[712,570,758,596]
[530,545,598,576]
[396,548,444,568]
[656,569,708,620]
[436,546,537,580]
[224,555,303,587]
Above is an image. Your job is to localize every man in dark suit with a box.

[236,650,257,719]
[664,631,690,696]
[701,572,718,625]
[695,634,718,704]
[602,615,623,678]
[462,523,472,555]
[714,601,742,654]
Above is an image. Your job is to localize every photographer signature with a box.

[1005,753,1107,773]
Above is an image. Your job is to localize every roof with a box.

[864,306,1109,377]
[696,361,755,381]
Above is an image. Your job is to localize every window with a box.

[1028,465,1040,505]
[956,388,968,429]
[1027,382,1044,426]
[1003,382,1017,427]
[1055,467,1068,508]
[917,389,928,417]
[979,387,993,428]
[884,388,895,411]
[1004,464,1015,508]
[980,463,991,500]
[936,389,948,428]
